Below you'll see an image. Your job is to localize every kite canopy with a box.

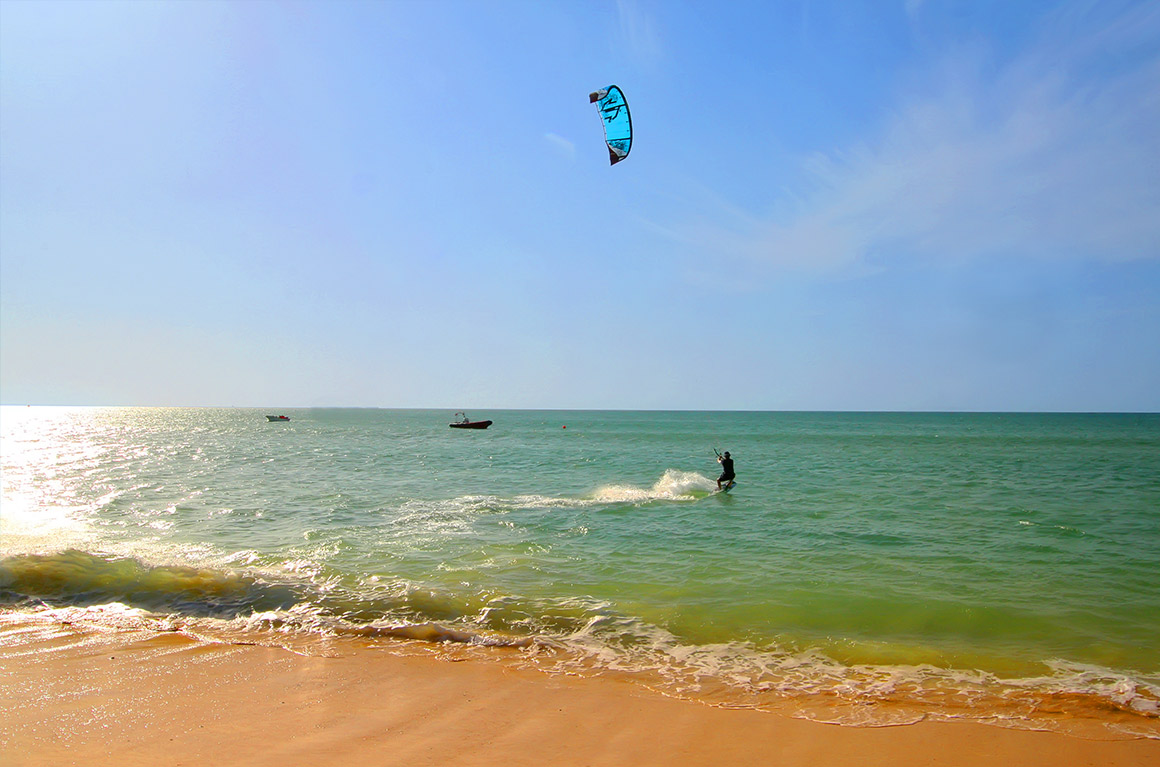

[589,85,632,165]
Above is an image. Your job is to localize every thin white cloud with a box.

[904,0,926,18]
[683,3,1160,273]
[544,132,576,160]
[616,0,663,67]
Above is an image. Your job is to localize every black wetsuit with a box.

[718,456,735,482]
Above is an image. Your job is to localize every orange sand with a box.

[2,625,1157,767]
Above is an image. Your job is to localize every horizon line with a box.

[3,404,1157,416]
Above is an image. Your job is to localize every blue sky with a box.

[2,0,1157,410]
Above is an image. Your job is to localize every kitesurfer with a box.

[716,451,735,490]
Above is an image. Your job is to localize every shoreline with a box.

[3,620,1157,767]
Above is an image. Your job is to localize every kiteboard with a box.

[716,481,736,494]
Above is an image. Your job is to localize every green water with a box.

[2,407,1158,730]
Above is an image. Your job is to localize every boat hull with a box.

[449,420,492,429]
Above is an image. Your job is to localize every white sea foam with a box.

[523,612,1160,733]
[391,469,713,518]
[593,469,714,503]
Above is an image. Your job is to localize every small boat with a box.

[449,412,492,429]
[266,415,290,422]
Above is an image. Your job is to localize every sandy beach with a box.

[3,621,1157,767]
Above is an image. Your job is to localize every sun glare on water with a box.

[0,407,114,554]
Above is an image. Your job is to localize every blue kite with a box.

[589,85,632,165]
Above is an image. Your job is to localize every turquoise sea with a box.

[2,407,1158,736]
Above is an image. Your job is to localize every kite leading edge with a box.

[589,85,632,165]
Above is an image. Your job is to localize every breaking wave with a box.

[3,549,1156,739]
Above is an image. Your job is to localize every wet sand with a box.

[2,625,1157,767]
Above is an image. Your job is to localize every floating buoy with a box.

[562,425,567,429]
